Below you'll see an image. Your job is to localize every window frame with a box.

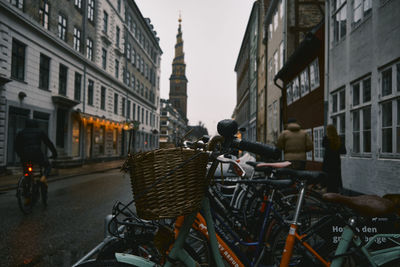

[11,38,26,81]
[58,63,68,96]
[331,0,347,43]
[58,14,67,41]
[313,126,324,162]
[309,58,320,90]
[39,0,50,30]
[73,27,82,52]
[378,61,400,157]
[88,0,94,22]
[74,72,82,101]
[39,53,51,90]
[87,79,94,106]
[100,86,106,110]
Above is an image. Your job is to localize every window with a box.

[331,87,346,144]
[117,0,121,12]
[309,58,320,90]
[137,106,141,122]
[141,107,144,123]
[280,0,285,19]
[300,68,310,97]
[100,86,106,110]
[132,75,135,90]
[279,41,284,69]
[102,48,107,70]
[86,38,93,60]
[132,49,136,66]
[305,129,313,161]
[126,43,131,60]
[88,0,94,21]
[125,70,130,86]
[286,83,292,105]
[116,26,120,47]
[39,0,50,30]
[59,64,68,96]
[379,62,400,155]
[73,27,81,52]
[74,72,82,101]
[382,68,392,97]
[10,0,24,9]
[11,39,26,81]
[133,21,137,37]
[140,83,144,96]
[114,93,118,114]
[146,110,148,125]
[353,0,371,24]
[121,97,125,116]
[39,54,50,90]
[127,15,132,30]
[58,15,67,41]
[313,126,324,162]
[74,0,82,9]
[115,60,119,78]
[127,100,131,119]
[273,10,278,31]
[274,51,278,75]
[103,11,108,33]
[332,0,347,42]
[133,103,136,120]
[88,79,94,106]
[292,76,300,102]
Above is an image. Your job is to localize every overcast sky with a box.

[135,0,254,135]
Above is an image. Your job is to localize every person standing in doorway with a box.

[276,118,313,170]
[322,124,346,193]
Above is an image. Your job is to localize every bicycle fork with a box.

[279,182,306,267]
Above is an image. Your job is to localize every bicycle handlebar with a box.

[231,139,281,160]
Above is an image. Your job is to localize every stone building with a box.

[325,0,400,195]
[0,0,161,170]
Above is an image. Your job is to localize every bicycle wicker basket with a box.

[127,148,209,220]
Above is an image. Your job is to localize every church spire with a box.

[169,13,188,121]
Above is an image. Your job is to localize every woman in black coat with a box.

[322,124,346,193]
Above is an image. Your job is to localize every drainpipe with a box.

[274,76,286,125]
[324,2,330,128]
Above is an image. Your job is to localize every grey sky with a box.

[135,0,254,135]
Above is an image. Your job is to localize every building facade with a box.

[325,0,400,195]
[159,99,187,147]
[263,0,324,145]
[0,0,162,169]
[275,22,325,170]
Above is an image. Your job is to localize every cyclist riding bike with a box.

[15,119,57,205]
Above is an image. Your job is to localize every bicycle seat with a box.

[323,193,397,217]
[274,168,326,184]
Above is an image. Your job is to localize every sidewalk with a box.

[0,159,126,191]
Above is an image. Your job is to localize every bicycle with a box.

[269,172,400,267]
[16,161,48,214]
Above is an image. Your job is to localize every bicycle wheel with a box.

[74,259,134,267]
[16,176,34,214]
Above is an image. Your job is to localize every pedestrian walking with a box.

[276,118,313,170]
[322,124,346,193]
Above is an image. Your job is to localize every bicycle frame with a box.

[115,197,225,266]
[330,220,400,267]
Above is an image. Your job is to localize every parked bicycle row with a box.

[72,119,400,267]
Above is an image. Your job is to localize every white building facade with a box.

[325,0,400,195]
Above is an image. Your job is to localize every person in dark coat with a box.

[322,124,346,193]
[15,119,58,186]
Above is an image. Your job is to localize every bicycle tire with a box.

[16,176,34,214]
[74,259,134,267]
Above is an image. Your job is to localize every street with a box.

[0,169,132,267]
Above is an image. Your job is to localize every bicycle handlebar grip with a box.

[233,139,281,160]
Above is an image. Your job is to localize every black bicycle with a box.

[16,161,48,214]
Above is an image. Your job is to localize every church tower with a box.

[169,15,188,121]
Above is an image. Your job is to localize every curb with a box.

[0,166,121,192]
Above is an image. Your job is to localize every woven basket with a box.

[127,148,209,220]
